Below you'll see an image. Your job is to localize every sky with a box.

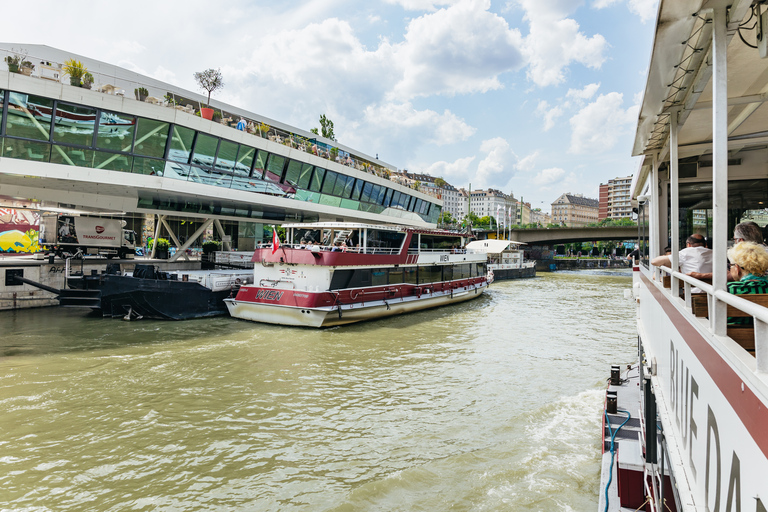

[3,0,659,213]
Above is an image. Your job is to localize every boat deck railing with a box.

[654,265,768,374]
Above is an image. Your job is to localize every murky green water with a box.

[0,271,636,511]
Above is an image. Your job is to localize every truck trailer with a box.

[39,214,136,259]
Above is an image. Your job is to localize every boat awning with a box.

[466,240,525,253]
[631,0,765,199]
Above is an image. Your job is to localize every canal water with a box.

[0,270,636,511]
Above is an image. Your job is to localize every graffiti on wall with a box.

[0,209,40,253]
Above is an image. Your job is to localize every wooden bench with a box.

[689,293,768,353]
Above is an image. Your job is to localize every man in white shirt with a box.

[651,234,712,292]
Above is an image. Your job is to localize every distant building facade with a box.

[551,193,599,227]
[598,176,633,221]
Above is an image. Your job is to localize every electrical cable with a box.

[604,408,632,512]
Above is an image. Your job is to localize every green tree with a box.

[438,211,455,225]
[434,177,447,188]
[311,114,336,141]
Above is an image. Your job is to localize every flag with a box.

[271,228,280,255]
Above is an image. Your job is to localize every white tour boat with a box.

[600,1,768,511]
[225,222,488,327]
[465,239,536,281]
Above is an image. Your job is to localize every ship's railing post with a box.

[755,319,768,374]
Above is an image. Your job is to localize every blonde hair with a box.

[727,241,768,276]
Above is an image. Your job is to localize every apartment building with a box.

[550,193,599,227]
[598,176,633,220]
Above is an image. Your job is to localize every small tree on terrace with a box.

[193,68,224,108]
[311,114,336,141]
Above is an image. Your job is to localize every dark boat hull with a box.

[72,274,237,320]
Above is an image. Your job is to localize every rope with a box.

[604,408,632,512]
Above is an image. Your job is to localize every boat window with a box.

[322,171,338,194]
[419,265,442,284]
[371,269,387,286]
[7,92,53,141]
[168,125,195,163]
[216,139,239,173]
[293,228,321,244]
[383,188,393,207]
[0,90,4,122]
[388,268,404,284]
[252,149,268,179]
[420,235,462,250]
[475,262,485,276]
[443,265,453,281]
[367,229,405,252]
[192,133,219,169]
[133,118,169,158]
[96,111,135,153]
[403,267,417,284]
[264,153,286,183]
[310,167,325,192]
[408,234,419,251]
[455,264,471,279]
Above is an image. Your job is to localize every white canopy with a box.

[465,239,525,253]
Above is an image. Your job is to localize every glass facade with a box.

[0,89,440,223]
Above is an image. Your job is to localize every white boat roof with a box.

[631,0,763,198]
[465,240,526,253]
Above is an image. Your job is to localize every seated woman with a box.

[727,241,768,325]
[727,241,768,292]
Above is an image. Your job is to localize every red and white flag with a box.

[271,228,280,254]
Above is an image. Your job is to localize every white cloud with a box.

[362,102,476,146]
[535,100,564,131]
[566,82,600,101]
[423,156,477,183]
[568,92,638,154]
[514,150,540,171]
[628,0,659,22]
[532,167,565,186]
[383,0,459,10]
[592,0,658,22]
[476,137,516,185]
[391,0,524,99]
[517,0,608,87]
[592,0,621,9]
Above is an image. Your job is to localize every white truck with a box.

[40,214,136,259]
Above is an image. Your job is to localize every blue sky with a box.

[5,0,659,213]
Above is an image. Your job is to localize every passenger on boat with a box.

[651,234,712,292]
[299,239,307,249]
[733,221,764,245]
[727,242,768,325]
[331,242,342,252]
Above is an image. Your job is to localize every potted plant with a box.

[82,72,94,89]
[20,60,35,76]
[202,240,221,254]
[63,58,87,87]
[4,48,28,74]
[258,122,270,138]
[193,68,224,120]
[134,87,148,101]
[154,237,170,259]
[330,147,339,161]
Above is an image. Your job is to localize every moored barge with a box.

[225,222,488,327]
